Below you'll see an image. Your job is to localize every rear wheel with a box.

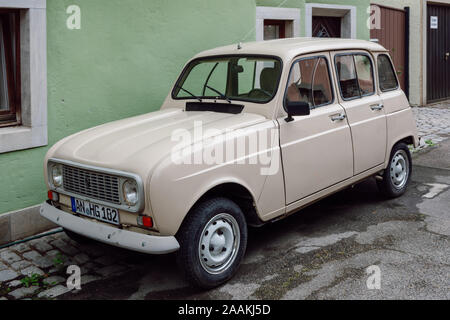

[377,142,412,198]
[176,197,247,289]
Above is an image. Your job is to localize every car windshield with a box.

[173,56,282,104]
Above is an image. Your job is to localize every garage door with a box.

[370,5,407,93]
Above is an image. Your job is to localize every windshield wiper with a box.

[175,85,202,102]
[205,85,232,104]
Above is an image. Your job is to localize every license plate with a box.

[71,197,120,226]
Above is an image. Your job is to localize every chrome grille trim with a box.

[47,158,145,213]
[62,165,121,204]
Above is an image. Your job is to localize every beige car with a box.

[40,38,418,288]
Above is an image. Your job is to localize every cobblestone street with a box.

[0,102,449,300]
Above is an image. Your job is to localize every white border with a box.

[0,0,47,154]
[256,6,301,41]
[305,3,357,39]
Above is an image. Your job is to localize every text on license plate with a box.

[71,198,120,226]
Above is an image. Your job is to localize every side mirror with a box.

[285,101,310,122]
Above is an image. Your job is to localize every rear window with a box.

[378,54,399,92]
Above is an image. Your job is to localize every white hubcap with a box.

[199,213,240,274]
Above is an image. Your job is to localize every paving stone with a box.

[22,250,54,269]
[20,266,44,277]
[0,251,21,264]
[7,280,22,288]
[0,297,7,300]
[80,262,98,275]
[95,255,118,266]
[38,285,71,299]
[44,276,65,286]
[9,286,39,299]
[73,253,90,265]
[9,243,31,253]
[0,269,19,282]
[10,260,32,271]
[96,265,126,277]
[78,244,104,258]
[0,261,7,271]
[50,239,79,255]
[29,239,53,253]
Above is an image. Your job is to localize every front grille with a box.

[62,165,121,204]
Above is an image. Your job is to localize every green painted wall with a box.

[0,0,256,214]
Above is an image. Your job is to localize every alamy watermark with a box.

[170,121,280,176]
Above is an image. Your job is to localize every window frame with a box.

[334,52,376,102]
[377,53,399,93]
[0,9,21,127]
[171,54,284,105]
[283,54,335,113]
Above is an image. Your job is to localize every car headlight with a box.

[123,180,138,206]
[51,164,63,187]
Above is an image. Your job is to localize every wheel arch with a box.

[176,182,264,237]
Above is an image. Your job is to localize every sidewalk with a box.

[412,100,450,149]
[0,102,449,300]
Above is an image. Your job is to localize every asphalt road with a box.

[62,141,450,300]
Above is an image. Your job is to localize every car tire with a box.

[377,142,412,198]
[64,229,93,244]
[176,197,248,289]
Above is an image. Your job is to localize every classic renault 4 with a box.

[41,38,418,288]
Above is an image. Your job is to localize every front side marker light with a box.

[137,216,153,228]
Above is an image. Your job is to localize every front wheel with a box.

[176,198,247,289]
[377,142,412,198]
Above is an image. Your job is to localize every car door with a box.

[277,53,354,204]
[332,51,387,175]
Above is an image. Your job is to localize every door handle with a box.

[331,114,346,122]
[370,104,384,111]
[446,52,449,61]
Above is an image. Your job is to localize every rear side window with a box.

[286,56,333,108]
[378,54,399,91]
[335,54,375,100]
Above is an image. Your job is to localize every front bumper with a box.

[40,202,180,254]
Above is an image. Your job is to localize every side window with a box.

[378,54,398,91]
[335,54,375,99]
[335,55,359,99]
[354,55,375,96]
[286,56,333,108]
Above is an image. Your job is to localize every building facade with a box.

[371,0,450,106]
[0,0,374,244]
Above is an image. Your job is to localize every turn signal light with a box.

[137,216,153,228]
[48,190,59,202]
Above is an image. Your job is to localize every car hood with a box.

[48,108,268,175]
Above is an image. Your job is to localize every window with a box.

[0,9,20,127]
[0,0,48,154]
[264,20,286,40]
[286,56,333,108]
[173,56,282,104]
[378,54,398,92]
[335,54,374,100]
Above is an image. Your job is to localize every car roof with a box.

[194,37,388,61]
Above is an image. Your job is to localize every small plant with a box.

[53,253,66,269]
[425,139,436,147]
[20,274,43,288]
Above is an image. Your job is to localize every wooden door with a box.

[370,5,407,93]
